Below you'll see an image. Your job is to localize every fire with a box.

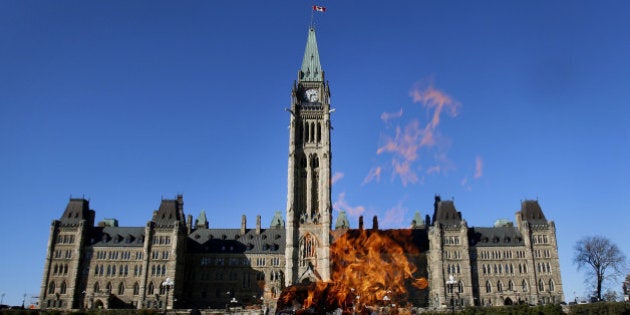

[278,229,428,313]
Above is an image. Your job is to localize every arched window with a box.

[301,234,317,259]
[458,281,464,293]
[133,282,140,295]
[522,280,528,292]
[106,282,112,293]
[94,282,100,293]
[485,281,492,293]
[118,282,125,295]
[508,280,514,291]
[304,122,311,142]
[148,282,154,295]
[48,281,55,294]
[538,279,544,292]
[317,123,321,143]
[497,280,503,292]
[60,281,67,294]
[549,279,555,292]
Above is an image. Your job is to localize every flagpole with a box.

[310,4,315,29]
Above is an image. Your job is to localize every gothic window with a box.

[60,281,67,294]
[106,282,112,293]
[549,279,555,292]
[508,280,514,291]
[304,122,309,143]
[133,282,139,295]
[458,281,464,293]
[317,123,321,143]
[118,282,125,295]
[48,281,55,294]
[148,282,154,295]
[311,154,319,213]
[310,122,315,143]
[522,280,528,292]
[497,280,503,292]
[485,281,491,293]
[538,279,544,292]
[94,282,100,293]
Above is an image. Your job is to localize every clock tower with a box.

[285,27,332,286]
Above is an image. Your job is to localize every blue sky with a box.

[1,0,629,306]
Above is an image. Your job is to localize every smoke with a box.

[381,201,407,228]
[331,172,345,185]
[333,192,365,217]
[380,108,403,123]
[368,81,461,186]
[475,156,483,179]
[362,166,382,185]
[461,156,484,191]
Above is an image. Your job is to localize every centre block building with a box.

[39,28,564,311]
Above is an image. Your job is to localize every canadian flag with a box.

[313,5,326,12]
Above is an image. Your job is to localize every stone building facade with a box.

[39,28,563,310]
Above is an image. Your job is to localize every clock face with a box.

[304,89,319,102]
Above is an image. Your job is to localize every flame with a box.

[277,229,429,313]
[330,230,427,307]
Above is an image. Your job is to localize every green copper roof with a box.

[196,210,208,228]
[300,28,323,82]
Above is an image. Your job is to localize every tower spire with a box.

[299,27,323,82]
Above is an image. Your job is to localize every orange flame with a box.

[329,229,428,307]
[277,229,429,312]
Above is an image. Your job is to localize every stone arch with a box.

[94,299,104,309]
[504,297,513,305]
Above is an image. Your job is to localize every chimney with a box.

[358,216,364,230]
[186,214,193,234]
[256,215,261,235]
[372,215,379,230]
[241,215,247,235]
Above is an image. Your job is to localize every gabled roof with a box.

[299,28,323,82]
[334,210,350,229]
[433,200,462,226]
[270,211,285,229]
[468,226,524,247]
[517,200,547,224]
[187,228,285,254]
[60,198,94,226]
[152,195,186,227]
[88,226,146,247]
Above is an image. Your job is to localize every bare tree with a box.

[573,235,627,300]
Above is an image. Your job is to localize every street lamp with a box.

[446,275,458,315]
[161,277,174,313]
[1,292,5,305]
